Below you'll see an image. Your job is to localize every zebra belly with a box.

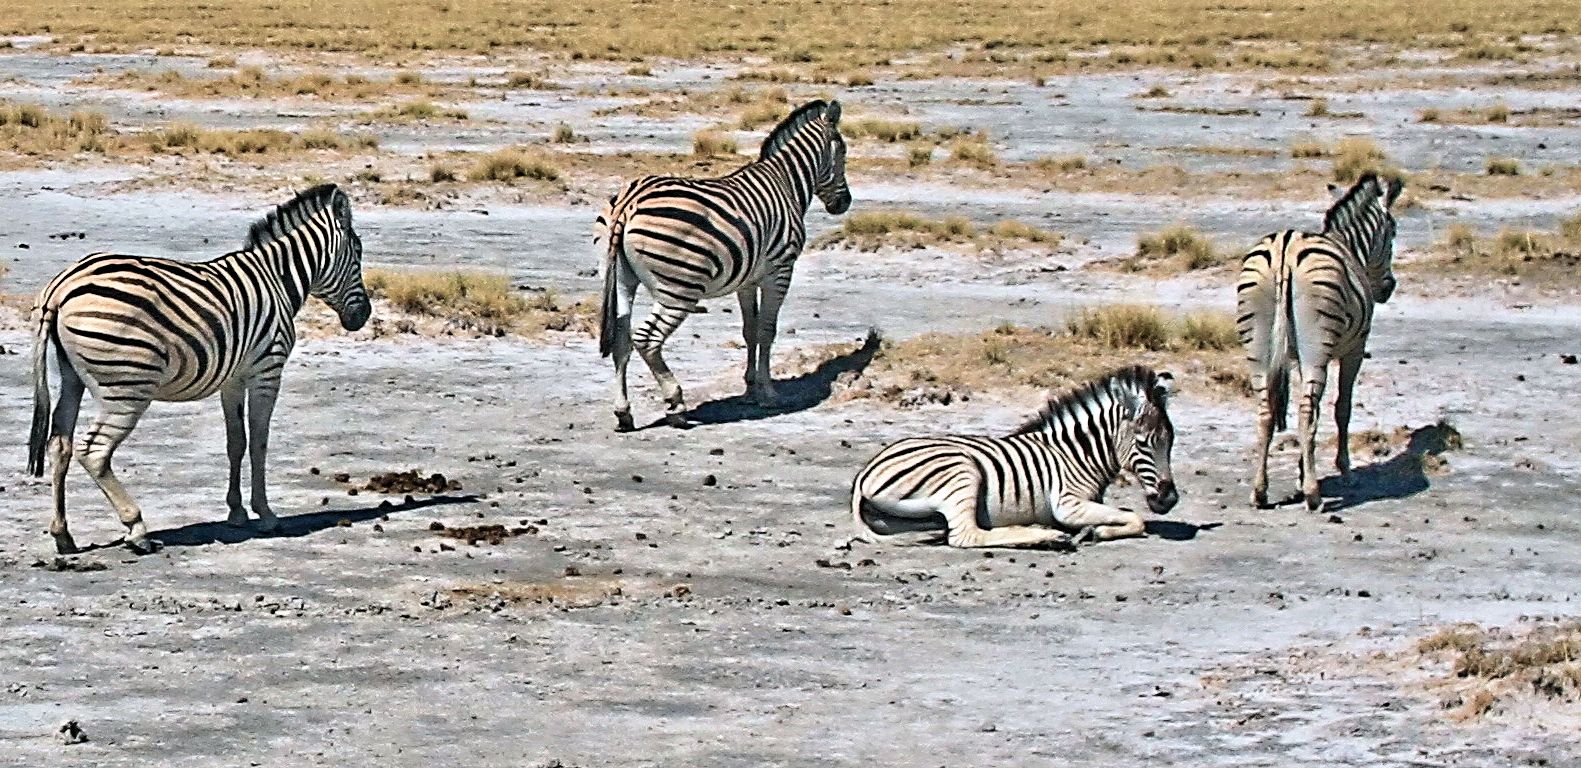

[981,488,1058,530]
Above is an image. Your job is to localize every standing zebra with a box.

[850,367,1178,548]
[1237,172,1403,510]
[27,184,371,555]
[596,99,852,431]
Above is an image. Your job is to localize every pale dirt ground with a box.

[1,45,1580,767]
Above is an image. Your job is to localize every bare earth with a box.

[2,44,1580,767]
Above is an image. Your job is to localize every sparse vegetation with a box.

[1112,223,1226,273]
[1305,98,1330,117]
[1,101,379,159]
[1032,155,1088,173]
[1485,156,1520,176]
[89,67,451,101]
[428,162,458,183]
[1138,84,1171,98]
[466,149,560,183]
[692,130,739,157]
[803,309,1245,407]
[841,117,923,142]
[816,210,1059,252]
[948,133,997,169]
[1413,619,1581,721]
[1290,138,1328,158]
[907,144,934,168]
[371,100,469,121]
[1331,137,1398,183]
[364,269,594,337]
[552,124,577,143]
[1420,212,1581,286]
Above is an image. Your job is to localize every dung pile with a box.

[364,470,462,494]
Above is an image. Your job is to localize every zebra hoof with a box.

[614,411,635,433]
[663,412,694,430]
[1304,493,1325,512]
[53,535,79,556]
[126,537,163,556]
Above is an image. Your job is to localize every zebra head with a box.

[816,101,852,215]
[1124,371,1179,515]
[314,188,371,331]
[1326,174,1404,305]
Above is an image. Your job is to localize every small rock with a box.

[563,565,581,577]
[1327,514,1343,524]
[57,719,87,745]
[428,521,446,531]
[702,474,718,487]
[979,721,996,733]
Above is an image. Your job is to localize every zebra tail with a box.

[848,474,878,543]
[597,214,625,358]
[1267,273,1295,433]
[27,304,54,477]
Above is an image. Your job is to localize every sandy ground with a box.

[2,46,1580,767]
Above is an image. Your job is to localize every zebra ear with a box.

[1327,182,1345,200]
[825,100,842,125]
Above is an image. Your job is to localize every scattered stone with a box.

[32,558,106,573]
[57,720,87,745]
[563,565,581,577]
[702,474,718,487]
[978,721,997,733]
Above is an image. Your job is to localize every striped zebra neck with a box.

[1013,367,1156,488]
[235,184,347,314]
[1322,174,1396,271]
[750,101,833,211]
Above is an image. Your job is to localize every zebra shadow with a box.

[1145,519,1222,541]
[147,494,480,548]
[1318,422,1461,512]
[670,328,882,428]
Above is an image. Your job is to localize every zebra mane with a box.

[1009,365,1158,436]
[1322,173,1392,235]
[759,99,829,161]
[244,183,344,249]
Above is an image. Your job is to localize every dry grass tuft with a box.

[372,99,469,121]
[802,309,1245,407]
[1113,223,1226,273]
[1413,619,1581,721]
[1419,213,1581,286]
[466,149,560,183]
[841,117,923,142]
[1331,137,1399,183]
[1032,154,1089,173]
[692,130,740,157]
[91,67,452,102]
[1290,138,1328,158]
[817,210,1059,252]
[364,269,594,337]
[1485,156,1520,176]
[947,133,998,169]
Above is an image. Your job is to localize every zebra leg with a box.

[1055,498,1146,543]
[246,380,282,532]
[632,302,693,427]
[47,364,85,555]
[221,384,250,527]
[610,256,640,432]
[77,396,158,554]
[749,268,794,407]
[1298,374,1327,511]
[1333,352,1364,477]
[736,287,760,393]
[940,480,1070,548]
[1251,373,1281,508]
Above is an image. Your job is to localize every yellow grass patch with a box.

[363,269,594,337]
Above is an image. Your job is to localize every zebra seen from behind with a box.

[850,366,1178,549]
[1236,172,1403,511]
[27,184,371,555]
[596,99,852,431]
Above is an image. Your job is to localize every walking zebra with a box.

[1236,172,1403,510]
[27,184,371,555]
[596,99,852,431]
[850,367,1178,548]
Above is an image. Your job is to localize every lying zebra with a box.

[850,366,1179,548]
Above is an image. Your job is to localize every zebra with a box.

[1236,172,1403,511]
[596,98,852,431]
[26,184,370,555]
[849,366,1179,548]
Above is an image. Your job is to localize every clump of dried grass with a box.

[364,269,593,336]
[1110,223,1226,273]
[816,210,1059,251]
[1414,619,1581,722]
